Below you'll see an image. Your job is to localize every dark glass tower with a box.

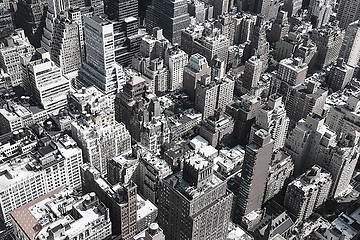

[105,0,138,21]
[146,0,190,44]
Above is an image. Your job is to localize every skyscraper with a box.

[336,0,360,29]
[0,6,14,40]
[311,23,345,69]
[248,0,280,20]
[325,96,360,139]
[250,94,289,152]
[285,114,337,175]
[242,15,269,72]
[181,25,230,68]
[14,0,48,47]
[284,0,302,16]
[105,0,138,21]
[268,10,289,43]
[242,55,262,92]
[339,20,360,68]
[235,129,273,219]
[308,0,333,28]
[226,94,261,147]
[165,45,188,91]
[146,0,190,44]
[50,17,82,75]
[67,6,95,61]
[78,15,119,94]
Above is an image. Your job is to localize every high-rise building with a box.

[308,0,333,28]
[48,0,70,16]
[235,129,274,219]
[325,96,360,139]
[214,0,230,17]
[146,0,190,44]
[285,114,337,175]
[0,135,83,223]
[268,10,289,43]
[248,0,280,20]
[105,0,138,21]
[0,31,35,87]
[277,57,308,87]
[284,165,332,222]
[183,53,211,101]
[271,59,327,122]
[78,15,120,94]
[69,0,86,8]
[71,95,131,175]
[137,150,172,203]
[22,49,70,115]
[10,187,112,240]
[226,94,261,146]
[242,55,262,92]
[81,164,138,238]
[270,58,307,109]
[165,45,188,91]
[290,102,360,198]
[284,0,302,16]
[195,74,234,119]
[339,20,360,68]
[264,151,294,203]
[0,6,14,40]
[136,28,170,62]
[250,94,289,152]
[140,116,171,155]
[14,0,48,47]
[199,110,235,148]
[50,17,82,75]
[285,80,327,122]
[41,0,72,51]
[67,6,95,61]
[143,58,169,94]
[311,23,345,69]
[328,58,354,92]
[320,131,360,198]
[89,0,104,15]
[107,150,139,185]
[336,0,360,29]
[242,15,269,72]
[293,37,318,74]
[237,13,256,44]
[181,25,230,68]
[40,10,56,52]
[115,76,161,142]
[158,153,233,239]
[187,0,206,24]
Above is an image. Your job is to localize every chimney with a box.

[293,57,303,66]
[337,58,344,67]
